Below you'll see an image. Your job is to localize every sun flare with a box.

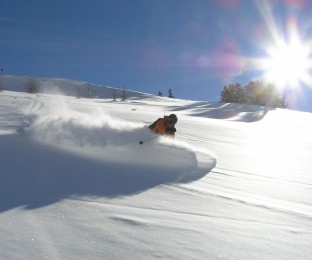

[254,0,312,90]
[263,40,310,89]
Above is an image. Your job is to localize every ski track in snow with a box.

[169,168,312,221]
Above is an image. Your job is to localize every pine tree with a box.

[220,81,288,109]
[220,83,245,104]
[168,88,174,98]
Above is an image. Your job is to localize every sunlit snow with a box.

[0,76,311,260]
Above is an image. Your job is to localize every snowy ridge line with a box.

[168,183,312,221]
[212,167,312,188]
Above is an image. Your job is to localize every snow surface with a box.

[0,77,312,260]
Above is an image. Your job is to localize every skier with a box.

[148,114,178,137]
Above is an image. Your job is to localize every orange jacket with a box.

[149,116,176,137]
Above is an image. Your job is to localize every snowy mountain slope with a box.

[0,75,155,100]
[0,85,312,260]
[0,91,215,209]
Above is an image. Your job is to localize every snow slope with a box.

[0,75,153,100]
[0,78,312,260]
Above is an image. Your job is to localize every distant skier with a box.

[148,114,178,137]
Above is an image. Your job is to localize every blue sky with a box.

[1,0,312,112]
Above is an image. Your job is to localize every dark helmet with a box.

[167,114,178,124]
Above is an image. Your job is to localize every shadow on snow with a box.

[0,133,216,212]
[170,102,272,122]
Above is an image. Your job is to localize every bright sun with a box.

[262,39,311,89]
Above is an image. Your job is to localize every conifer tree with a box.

[168,88,174,98]
[220,81,288,109]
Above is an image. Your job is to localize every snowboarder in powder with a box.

[148,114,178,137]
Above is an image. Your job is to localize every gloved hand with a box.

[165,127,176,134]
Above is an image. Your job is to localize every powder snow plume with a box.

[26,95,152,148]
[24,95,216,183]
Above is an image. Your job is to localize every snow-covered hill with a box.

[0,77,312,260]
[0,75,154,100]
